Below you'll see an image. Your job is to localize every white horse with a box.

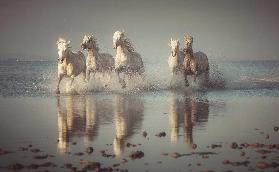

[113,31,144,88]
[168,38,185,75]
[168,38,188,86]
[56,38,86,94]
[183,35,209,86]
[81,34,114,81]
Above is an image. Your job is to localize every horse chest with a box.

[87,55,98,70]
[168,56,179,68]
[115,52,128,67]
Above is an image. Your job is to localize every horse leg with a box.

[86,69,90,82]
[204,71,209,87]
[183,71,189,87]
[82,71,86,82]
[121,73,126,89]
[116,70,124,88]
[70,75,74,89]
[56,75,63,94]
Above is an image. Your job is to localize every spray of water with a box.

[53,62,226,95]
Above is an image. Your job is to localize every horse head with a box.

[113,31,124,49]
[184,34,193,48]
[169,38,180,57]
[81,34,99,51]
[57,37,71,63]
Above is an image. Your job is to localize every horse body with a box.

[56,38,86,94]
[113,31,144,88]
[183,35,209,86]
[168,50,184,75]
[81,34,114,81]
[58,50,86,77]
[115,45,144,74]
[85,50,114,79]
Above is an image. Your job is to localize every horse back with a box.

[99,53,114,70]
[193,51,209,72]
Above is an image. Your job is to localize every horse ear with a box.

[171,37,173,42]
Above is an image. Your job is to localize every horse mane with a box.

[123,38,135,52]
[90,36,100,51]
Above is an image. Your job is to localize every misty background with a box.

[0,0,279,63]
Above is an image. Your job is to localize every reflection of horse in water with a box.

[168,92,209,148]
[113,95,144,156]
[56,95,113,153]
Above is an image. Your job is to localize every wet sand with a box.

[0,90,278,171]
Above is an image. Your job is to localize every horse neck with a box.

[184,46,194,59]
[87,49,99,60]
[116,45,125,56]
[64,49,73,63]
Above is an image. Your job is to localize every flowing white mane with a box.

[57,37,71,50]
[113,31,135,52]
[82,34,99,51]
[184,34,193,48]
[82,34,114,81]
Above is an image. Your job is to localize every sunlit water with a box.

[0,60,279,171]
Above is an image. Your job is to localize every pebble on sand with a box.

[34,154,48,159]
[74,152,84,156]
[169,152,181,159]
[86,147,94,154]
[192,144,197,149]
[142,131,147,137]
[230,142,238,149]
[211,144,222,149]
[256,161,269,169]
[30,148,41,153]
[155,132,166,137]
[129,151,144,159]
[7,163,25,170]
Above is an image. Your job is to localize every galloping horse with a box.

[81,34,114,81]
[168,38,185,75]
[183,35,209,86]
[56,38,86,94]
[113,31,144,88]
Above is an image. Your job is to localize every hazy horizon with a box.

[0,0,279,62]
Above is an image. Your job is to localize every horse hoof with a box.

[55,89,60,94]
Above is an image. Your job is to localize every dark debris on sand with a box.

[142,131,147,138]
[155,132,166,137]
[256,161,279,169]
[34,154,48,159]
[86,147,94,154]
[100,150,116,158]
[222,160,250,167]
[0,148,13,155]
[129,151,144,159]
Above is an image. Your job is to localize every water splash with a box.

[1,60,279,96]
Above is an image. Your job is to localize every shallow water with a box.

[0,90,279,171]
[0,60,279,171]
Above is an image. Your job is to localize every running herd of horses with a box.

[56,31,209,94]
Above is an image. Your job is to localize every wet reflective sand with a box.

[0,91,279,171]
